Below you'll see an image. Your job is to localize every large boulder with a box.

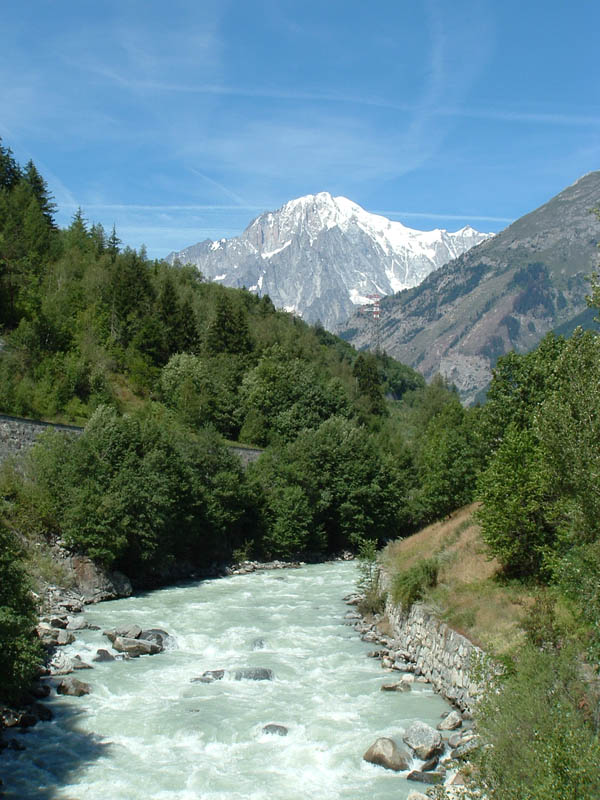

[403,721,443,760]
[112,636,161,657]
[363,737,411,771]
[47,649,74,676]
[140,629,175,651]
[57,677,91,696]
[70,555,132,603]
[104,624,142,643]
[234,668,273,681]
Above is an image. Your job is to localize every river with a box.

[1,561,451,799]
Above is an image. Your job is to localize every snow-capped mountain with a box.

[167,192,492,330]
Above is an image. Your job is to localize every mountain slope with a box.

[167,193,490,330]
[339,172,600,403]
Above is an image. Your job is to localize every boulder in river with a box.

[93,649,115,663]
[112,636,161,657]
[57,677,91,696]
[140,629,176,650]
[262,724,288,736]
[437,710,463,731]
[47,649,74,676]
[234,668,274,681]
[104,624,142,643]
[402,721,443,760]
[406,770,444,785]
[191,670,225,683]
[363,737,411,771]
[407,792,429,800]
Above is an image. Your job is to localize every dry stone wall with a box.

[380,570,485,712]
[0,413,263,467]
[0,414,82,463]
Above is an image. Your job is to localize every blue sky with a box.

[2,0,599,258]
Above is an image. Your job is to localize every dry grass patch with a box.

[382,503,533,656]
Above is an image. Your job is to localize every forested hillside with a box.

[0,140,482,701]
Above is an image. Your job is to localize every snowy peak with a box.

[167,193,493,330]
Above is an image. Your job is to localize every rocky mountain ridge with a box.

[167,192,491,330]
[339,171,600,403]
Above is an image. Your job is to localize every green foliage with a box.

[28,405,256,575]
[249,416,406,558]
[468,645,600,800]
[476,425,553,577]
[411,399,481,525]
[0,519,43,703]
[391,557,439,608]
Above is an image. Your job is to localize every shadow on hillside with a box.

[0,699,110,800]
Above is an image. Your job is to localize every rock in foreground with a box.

[363,737,411,771]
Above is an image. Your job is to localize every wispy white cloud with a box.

[378,210,513,224]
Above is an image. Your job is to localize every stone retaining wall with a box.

[380,570,485,712]
[0,413,263,468]
[0,414,82,463]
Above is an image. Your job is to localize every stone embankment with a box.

[344,591,478,794]
[0,412,263,467]
[357,571,485,713]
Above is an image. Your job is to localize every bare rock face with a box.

[402,721,443,760]
[167,192,489,331]
[363,737,411,771]
[70,555,132,603]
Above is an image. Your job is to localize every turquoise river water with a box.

[1,561,451,799]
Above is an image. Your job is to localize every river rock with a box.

[49,616,68,629]
[420,755,439,771]
[140,629,175,651]
[451,736,480,760]
[251,638,266,650]
[104,624,142,643]
[93,649,115,662]
[234,668,273,681]
[437,710,463,731]
[47,649,74,676]
[407,792,429,800]
[403,721,443,760]
[380,681,411,692]
[262,724,288,736]
[70,555,132,603]
[407,770,444,785]
[192,670,225,683]
[66,616,88,631]
[72,655,93,670]
[112,636,161,657]
[57,677,91,696]
[37,625,75,647]
[363,737,411,771]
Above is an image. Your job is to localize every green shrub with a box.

[468,645,600,800]
[0,520,43,703]
[391,557,439,608]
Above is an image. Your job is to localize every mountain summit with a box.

[167,192,491,329]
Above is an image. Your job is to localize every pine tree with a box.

[23,160,57,227]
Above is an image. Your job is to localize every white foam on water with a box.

[1,562,452,799]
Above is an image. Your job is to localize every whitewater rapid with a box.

[1,561,451,799]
